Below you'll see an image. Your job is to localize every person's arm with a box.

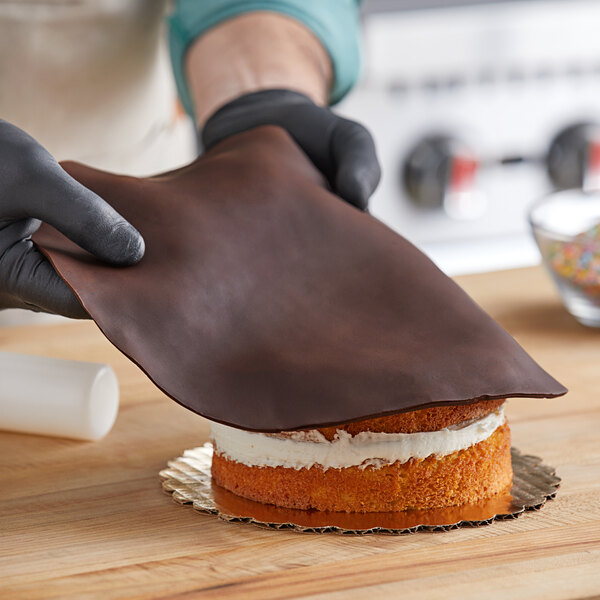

[168,0,362,119]
[186,12,331,126]
[168,1,380,210]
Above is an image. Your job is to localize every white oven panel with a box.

[338,0,600,273]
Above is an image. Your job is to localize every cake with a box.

[210,398,512,513]
[34,129,566,514]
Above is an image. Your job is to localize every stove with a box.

[338,0,600,274]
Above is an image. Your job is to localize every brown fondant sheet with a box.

[33,126,566,432]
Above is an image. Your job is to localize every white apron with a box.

[0,0,196,176]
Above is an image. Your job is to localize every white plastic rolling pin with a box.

[0,352,119,441]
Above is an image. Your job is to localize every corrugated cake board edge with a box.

[159,444,560,535]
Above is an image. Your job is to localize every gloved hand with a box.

[0,120,145,319]
[202,89,381,211]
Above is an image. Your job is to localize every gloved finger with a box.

[330,119,381,210]
[0,240,88,318]
[18,157,145,267]
[0,217,41,257]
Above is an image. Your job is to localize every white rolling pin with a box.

[0,352,119,441]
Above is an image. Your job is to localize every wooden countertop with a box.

[1,266,599,599]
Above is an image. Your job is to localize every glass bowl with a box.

[529,190,600,328]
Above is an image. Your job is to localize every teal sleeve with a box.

[168,0,361,119]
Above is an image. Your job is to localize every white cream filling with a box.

[210,407,505,471]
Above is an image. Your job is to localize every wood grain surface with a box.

[1,266,599,600]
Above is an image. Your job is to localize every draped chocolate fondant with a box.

[33,127,566,432]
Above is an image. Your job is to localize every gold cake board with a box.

[160,444,560,535]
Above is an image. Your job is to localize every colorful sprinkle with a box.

[549,222,600,297]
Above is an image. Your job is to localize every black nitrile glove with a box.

[202,89,381,211]
[0,120,145,318]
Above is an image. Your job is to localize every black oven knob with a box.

[547,123,600,191]
[403,135,485,219]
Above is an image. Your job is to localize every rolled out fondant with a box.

[33,127,566,432]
